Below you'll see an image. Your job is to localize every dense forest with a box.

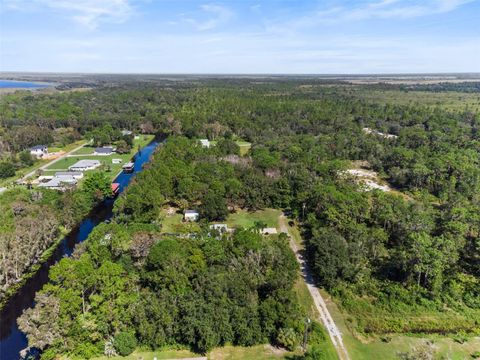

[0,172,112,299]
[1,79,479,358]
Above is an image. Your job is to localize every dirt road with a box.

[279,215,350,360]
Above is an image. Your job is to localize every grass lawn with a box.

[226,208,281,229]
[209,344,294,359]
[92,349,202,360]
[93,345,295,360]
[47,147,62,152]
[159,209,201,234]
[207,139,251,156]
[71,146,96,155]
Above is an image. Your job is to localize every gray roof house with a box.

[94,147,114,155]
[55,171,84,180]
[38,177,77,191]
[69,159,101,171]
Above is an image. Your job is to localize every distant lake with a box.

[0,80,53,89]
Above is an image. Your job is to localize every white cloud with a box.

[287,0,475,26]
[2,30,479,73]
[173,4,233,31]
[3,0,134,29]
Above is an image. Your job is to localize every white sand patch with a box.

[362,127,398,139]
[344,168,392,192]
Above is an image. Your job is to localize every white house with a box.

[69,159,101,172]
[112,158,122,164]
[94,147,114,155]
[54,171,84,180]
[121,130,133,136]
[184,210,200,222]
[30,145,48,158]
[199,139,210,148]
[38,177,77,191]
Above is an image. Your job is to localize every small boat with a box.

[122,162,134,173]
[111,183,120,197]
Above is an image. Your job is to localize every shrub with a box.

[304,345,329,360]
[114,331,137,356]
[0,162,15,179]
[308,321,327,346]
[277,327,299,351]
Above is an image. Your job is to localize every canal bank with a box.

[0,140,160,360]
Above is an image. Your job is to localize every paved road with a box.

[20,142,87,181]
[279,215,350,360]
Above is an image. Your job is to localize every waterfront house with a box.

[69,159,101,172]
[38,177,77,191]
[54,171,84,180]
[94,147,114,155]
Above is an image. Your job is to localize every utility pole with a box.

[303,317,311,352]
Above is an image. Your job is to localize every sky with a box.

[0,0,479,74]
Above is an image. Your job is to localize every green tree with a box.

[83,172,111,202]
[114,331,137,356]
[0,162,15,178]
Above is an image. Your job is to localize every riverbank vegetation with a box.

[4,78,480,358]
[0,172,112,303]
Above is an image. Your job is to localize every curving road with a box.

[279,215,350,360]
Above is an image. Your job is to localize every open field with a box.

[349,89,480,112]
[226,208,281,229]
[321,289,480,360]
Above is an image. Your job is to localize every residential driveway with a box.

[279,215,350,360]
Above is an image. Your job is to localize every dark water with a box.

[0,80,53,89]
[0,140,159,360]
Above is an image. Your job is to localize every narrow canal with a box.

[0,140,160,360]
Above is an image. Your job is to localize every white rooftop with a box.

[69,159,101,168]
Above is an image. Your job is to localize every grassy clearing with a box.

[71,146,96,155]
[92,345,295,360]
[158,209,201,234]
[209,344,292,359]
[47,147,62,152]
[92,348,201,360]
[236,141,251,156]
[320,289,480,360]
[226,208,281,229]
